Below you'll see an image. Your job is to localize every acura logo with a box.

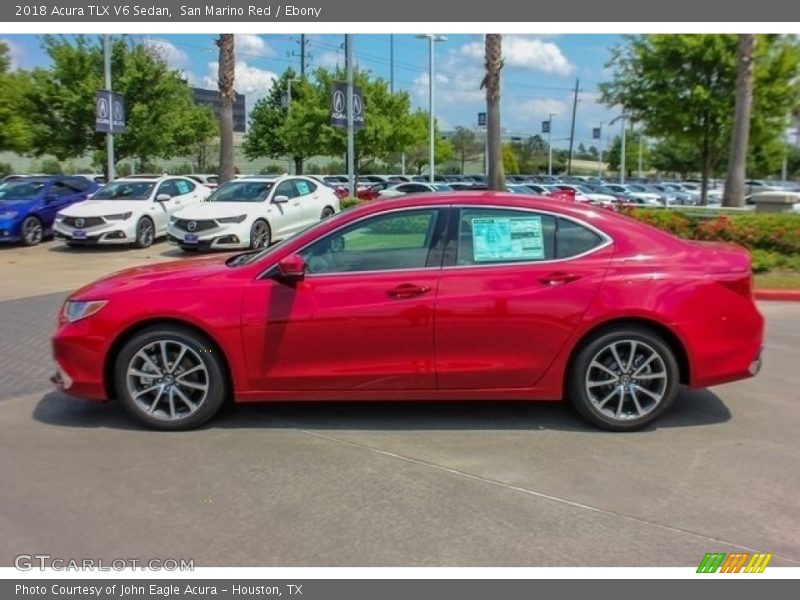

[75,218,85,228]
[353,94,363,116]
[332,89,345,114]
[187,221,197,232]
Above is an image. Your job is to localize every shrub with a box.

[339,197,364,210]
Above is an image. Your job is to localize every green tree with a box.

[600,34,800,201]
[24,35,216,169]
[502,143,519,174]
[405,111,453,175]
[449,126,482,174]
[606,132,650,177]
[0,42,34,153]
[243,69,321,175]
[510,135,549,173]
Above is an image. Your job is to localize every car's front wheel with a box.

[114,326,228,430]
[20,216,44,246]
[567,326,679,431]
[249,219,271,249]
[133,217,154,248]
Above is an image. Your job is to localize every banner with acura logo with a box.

[330,81,365,130]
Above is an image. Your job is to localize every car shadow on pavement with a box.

[46,239,173,256]
[33,387,730,433]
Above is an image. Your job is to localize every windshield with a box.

[93,181,155,200]
[432,184,453,191]
[209,181,274,203]
[227,209,353,267]
[0,181,46,200]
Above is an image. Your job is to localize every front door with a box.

[240,207,448,391]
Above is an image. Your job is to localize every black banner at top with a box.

[0,0,795,22]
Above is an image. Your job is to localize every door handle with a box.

[387,284,431,299]
[539,272,581,286]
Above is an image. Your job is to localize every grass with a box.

[754,270,800,290]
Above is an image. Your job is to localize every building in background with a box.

[191,87,247,133]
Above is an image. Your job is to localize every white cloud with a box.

[235,34,273,57]
[199,60,279,114]
[515,98,570,122]
[316,50,343,70]
[142,38,190,70]
[1,37,24,70]
[459,35,574,76]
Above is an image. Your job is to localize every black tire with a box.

[320,206,335,219]
[133,217,155,248]
[114,325,228,430]
[20,216,44,246]
[249,219,271,249]
[566,325,679,432]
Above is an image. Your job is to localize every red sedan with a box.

[52,193,764,431]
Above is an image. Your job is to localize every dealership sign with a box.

[330,82,365,130]
[95,90,126,133]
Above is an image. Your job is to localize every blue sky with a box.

[2,33,623,149]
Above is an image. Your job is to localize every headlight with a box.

[0,210,17,219]
[217,215,247,224]
[104,212,132,220]
[62,300,107,323]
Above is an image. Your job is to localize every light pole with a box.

[103,34,115,181]
[609,111,627,184]
[597,122,604,178]
[417,34,446,183]
[547,113,555,176]
[283,77,297,174]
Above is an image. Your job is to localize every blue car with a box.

[0,176,99,246]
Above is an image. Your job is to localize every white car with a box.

[167,176,340,251]
[54,176,208,247]
[378,182,453,199]
[186,174,219,189]
[556,184,617,205]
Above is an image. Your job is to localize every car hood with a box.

[70,254,233,300]
[174,202,264,219]
[59,199,149,216]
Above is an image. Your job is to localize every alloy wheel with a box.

[584,339,668,421]
[126,340,209,422]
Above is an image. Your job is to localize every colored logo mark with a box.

[697,552,773,573]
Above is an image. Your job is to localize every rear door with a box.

[434,206,613,389]
[292,178,324,227]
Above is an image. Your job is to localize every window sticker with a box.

[472,216,545,261]
[175,181,190,195]
[296,181,310,195]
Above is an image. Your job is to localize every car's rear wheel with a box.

[20,216,43,246]
[249,219,271,249]
[114,326,227,430]
[320,206,335,219]
[567,326,679,431]
[133,217,154,248]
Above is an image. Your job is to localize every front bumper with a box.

[0,219,22,242]
[54,219,136,245]
[51,319,110,401]
[167,222,249,250]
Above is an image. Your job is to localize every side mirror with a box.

[276,254,306,283]
[155,193,171,202]
[273,195,289,204]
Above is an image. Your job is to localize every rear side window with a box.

[294,179,316,196]
[556,218,604,259]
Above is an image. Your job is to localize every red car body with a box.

[52,193,763,428]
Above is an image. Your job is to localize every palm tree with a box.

[723,34,756,208]
[217,34,235,184]
[482,34,505,190]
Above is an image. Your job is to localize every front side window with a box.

[157,181,179,198]
[300,209,439,275]
[92,181,155,201]
[274,180,297,200]
[209,181,273,203]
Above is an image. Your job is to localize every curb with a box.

[754,289,800,302]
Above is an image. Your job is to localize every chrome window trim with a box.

[445,204,613,270]
[257,203,614,279]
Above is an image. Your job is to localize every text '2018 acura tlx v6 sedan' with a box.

[51,192,764,431]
